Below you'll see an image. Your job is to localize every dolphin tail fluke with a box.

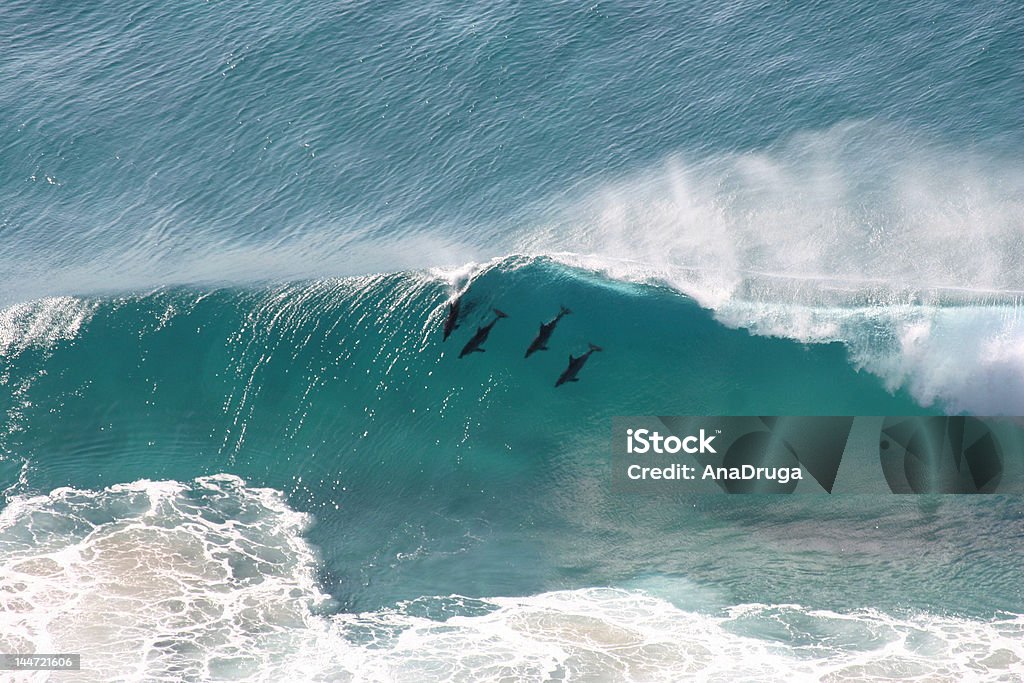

[493,309,508,319]
[588,343,603,352]
[560,305,572,316]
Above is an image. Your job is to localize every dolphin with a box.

[458,309,508,358]
[442,294,463,341]
[525,306,571,358]
[555,343,602,387]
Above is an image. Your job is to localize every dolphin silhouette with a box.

[555,343,602,386]
[525,306,571,358]
[458,309,508,358]
[442,294,463,341]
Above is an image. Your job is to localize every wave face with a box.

[1,258,932,501]
[3,475,1022,682]
[2,263,1022,619]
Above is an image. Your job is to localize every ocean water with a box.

[2,0,1024,680]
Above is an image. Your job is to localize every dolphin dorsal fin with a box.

[569,355,575,363]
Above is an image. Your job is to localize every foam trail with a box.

[1,476,1022,682]
[335,590,1024,682]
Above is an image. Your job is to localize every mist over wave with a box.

[523,124,1024,302]
[516,125,1024,414]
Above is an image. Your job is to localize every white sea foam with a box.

[0,297,94,360]
[517,124,1024,414]
[0,475,339,682]
[1,477,1021,682]
[336,590,1024,683]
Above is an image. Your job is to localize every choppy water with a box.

[2,0,1023,680]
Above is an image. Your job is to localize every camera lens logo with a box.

[879,417,1003,494]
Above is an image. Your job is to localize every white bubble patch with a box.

[335,591,1024,683]
[1,476,1022,682]
[0,475,341,682]
[0,297,94,360]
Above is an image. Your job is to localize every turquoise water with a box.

[2,1,1024,680]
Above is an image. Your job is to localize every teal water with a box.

[2,0,1024,680]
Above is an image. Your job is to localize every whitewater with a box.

[2,475,1022,682]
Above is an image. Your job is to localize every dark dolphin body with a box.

[525,306,571,358]
[458,309,508,358]
[555,343,602,386]
[442,295,463,341]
